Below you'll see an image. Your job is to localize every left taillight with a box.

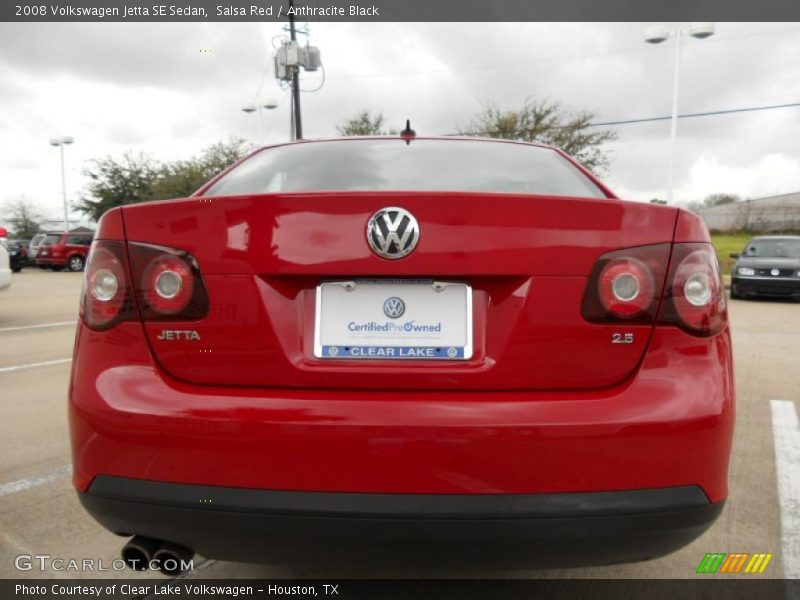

[582,242,727,337]
[81,241,136,330]
[582,244,671,324]
[81,240,209,330]
[658,243,727,336]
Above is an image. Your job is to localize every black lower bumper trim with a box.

[732,278,800,299]
[80,476,724,568]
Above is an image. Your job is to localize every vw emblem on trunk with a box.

[367,207,420,259]
[383,297,406,319]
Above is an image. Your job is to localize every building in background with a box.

[697,192,800,233]
[0,217,94,236]
[38,219,94,232]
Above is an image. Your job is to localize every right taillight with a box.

[128,242,209,321]
[659,243,727,336]
[81,240,208,331]
[81,241,136,330]
[582,242,727,337]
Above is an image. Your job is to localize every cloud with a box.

[681,152,800,200]
[0,21,799,222]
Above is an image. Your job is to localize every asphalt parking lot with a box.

[1,269,797,580]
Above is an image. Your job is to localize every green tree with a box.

[76,139,252,222]
[151,140,251,200]
[75,152,160,222]
[685,200,704,213]
[459,98,618,173]
[2,197,45,239]
[336,109,389,136]
[703,193,740,208]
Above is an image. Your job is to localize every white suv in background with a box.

[0,227,11,291]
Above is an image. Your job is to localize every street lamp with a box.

[49,136,74,233]
[644,23,715,204]
[241,99,279,144]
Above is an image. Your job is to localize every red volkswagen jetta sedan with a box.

[70,137,733,571]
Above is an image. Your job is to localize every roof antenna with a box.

[400,119,416,145]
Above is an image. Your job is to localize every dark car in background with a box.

[8,239,33,272]
[731,235,800,300]
[36,231,94,272]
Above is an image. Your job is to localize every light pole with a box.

[644,23,715,204]
[49,136,74,232]
[241,99,279,145]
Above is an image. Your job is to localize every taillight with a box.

[582,242,727,337]
[128,243,209,321]
[81,241,208,330]
[597,257,656,318]
[142,254,195,315]
[582,244,670,324]
[81,241,136,330]
[659,243,727,336]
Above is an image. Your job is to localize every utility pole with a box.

[288,0,302,140]
[273,10,320,140]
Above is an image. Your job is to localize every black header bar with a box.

[3,0,800,22]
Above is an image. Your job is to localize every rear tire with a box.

[11,265,22,273]
[68,255,85,272]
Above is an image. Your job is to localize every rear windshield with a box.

[202,139,607,199]
[744,238,800,258]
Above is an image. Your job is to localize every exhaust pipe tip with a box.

[153,542,195,576]
[121,536,160,571]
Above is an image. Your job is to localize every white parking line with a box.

[770,399,800,579]
[0,321,75,333]
[0,465,72,497]
[0,357,72,373]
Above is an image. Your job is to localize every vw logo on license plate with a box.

[383,297,406,319]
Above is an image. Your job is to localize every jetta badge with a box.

[367,207,420,259]
[383,297,406,319]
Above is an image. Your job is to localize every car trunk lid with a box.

[121,192,677,390]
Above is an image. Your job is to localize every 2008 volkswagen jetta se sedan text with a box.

[69,137,733,572]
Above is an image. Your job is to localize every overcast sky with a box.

[0,21,799,225]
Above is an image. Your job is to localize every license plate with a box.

[314,280,473,360]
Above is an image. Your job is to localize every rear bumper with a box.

[732,276,800,298]
[70,321,734,564]
[80,476,724,567]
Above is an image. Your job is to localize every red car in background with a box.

[36,231,94,271]
[70,137,733,572]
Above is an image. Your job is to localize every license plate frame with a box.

[313,280,473,360]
